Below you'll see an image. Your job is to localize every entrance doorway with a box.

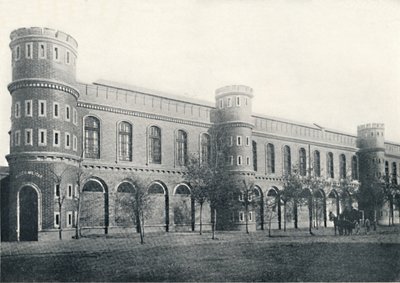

[19,186,39,241]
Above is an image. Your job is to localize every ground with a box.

[1,226,400,282]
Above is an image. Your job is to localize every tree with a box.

[264,192,279,237]
[281,166,303,231]
[184,154,210,235]
[74,153,88,239]
[131,177,152,244]
[48,167,68,240]
[240,179,256,234]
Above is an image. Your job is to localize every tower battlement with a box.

[10,27,78,50]
[215,85,253,98]
[357,123,385,132]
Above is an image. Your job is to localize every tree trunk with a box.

[59,202,62,240]
[199,202,203,235]
[139,211,145,244]
[212,208,217,240]
[268,216,272,237]
[245,203,249,234]
[283,201,287,232]
[75,192,83,239]
[294,199,298,229]
[277,196,282,230]
[309,196,313,235]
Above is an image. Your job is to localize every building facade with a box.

[2,27,400,241]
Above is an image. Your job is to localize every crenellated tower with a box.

[7,27,81,241]
[356,123,385,219]
[213,85,256,230]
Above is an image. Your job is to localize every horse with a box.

[330,211,357,236]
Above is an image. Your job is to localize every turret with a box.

[215,85,254,173]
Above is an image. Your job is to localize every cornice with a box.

[77,101,212,128]
[6,152,81,164]
[253,130,358,152]
[215,121,254,129]
[8,78,79,99]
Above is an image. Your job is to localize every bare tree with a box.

[241,179,256,234]
[48,167,68,240]
[265,195,279,237]
[131,177,152,244]
[184,154,210,235]
[74,153,88,239]
[281,166,303,231]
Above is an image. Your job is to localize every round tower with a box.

[7,27,80,241]
[215,85,254,174]
[356,123,385,219]
[214,85,255,231]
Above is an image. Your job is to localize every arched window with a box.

[314,150,321,177]
[252,141,257,171]
[200,133,211,164]
[339,154,346,179]
[327,152,334,178]
[299,148,306,176]
[283,145,291,175]
[149,126,161,164]
[351,156,358,180]
[385,161,389,181]
[118,122,132,161]
[84,116,100,159]
[267,143,275,174]
[176,130,188,166]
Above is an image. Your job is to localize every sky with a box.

[0,0,399,166]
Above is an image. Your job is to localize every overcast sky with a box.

[0,0,399,166]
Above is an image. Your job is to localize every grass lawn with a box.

[1,227,400,282]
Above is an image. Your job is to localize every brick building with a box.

[2,27,400,241]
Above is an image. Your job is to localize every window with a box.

[74,211,78,226]
[239,212,244,222]
[72,108,78,125]
[118,122,133,161]
[65,132,71,149]
[249,212,253,221]
[67,184,73,199]
[392,162,398,185]
[246,156,250,165]
[236,96,241,106]
[66,50,70,64]
[38,43,46,59]
[38,129,47,146]
[54,184,60,198]
[54,212,60,228]
[149,126,161,164]
[339,154,346,179]
[327,152,334,178]
[283,145,291,175]
[53,130,61,147]
[74,185,79,198]
[267,143,275,174]
[237,136,242,146]
[299,148,306,176]
[246,136,250,146]
[385,161,389,180]
[53,45,60,61]
[252,141,257,171]
[38,100,46,117]
[239,193,243,201]
[67,212,73,227]
[15,101,21,118]
[219,99,223,109]
[25,100,32,117]
[229,156,233,165]
[227,97,232,107]
[65,105,70,121]
[53,102,59,118]
[85,116,100,159]
[351,156,358,180]
[201,133,211,164]
[73,135,77,151]
[25,43,32,59]
[15,45,20,60]
[24,129,33,145]
[176,130,188,166]
[314,151,321,177]
[14,130,21,146]
[237,155,242,165]
[229,136,233,147]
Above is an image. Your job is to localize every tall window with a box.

[25,100,32,117]
[84,116,100,159]
[39,43,46,59]
[118,122,132,161]
[267,143,275,174]
[327,152,334,178]
[351,156,358,180]
[299,148,306,176]
[339,154,346,179]
[176,130,188,166]
[38,100,46,117]
[313,150,321,177]
[149,126,161,164]
[283,145,291,175]
[252,141,257,171]
[201,133,210,164]
[385,161,389,181]
[393,162,398,185]
[15,102,21,118]
[25,43,32,59]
